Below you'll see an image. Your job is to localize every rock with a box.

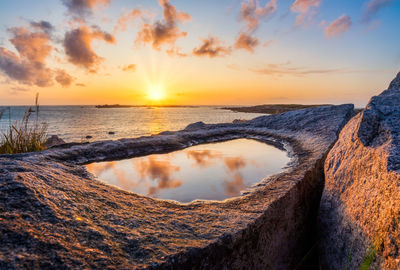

[44,135,65,148]
[0,104,354,269]
[108,131,115,135]
[184,121,206,131]
[319,72,400,269]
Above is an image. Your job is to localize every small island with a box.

[95,104,134,108]
[222,104,332,114]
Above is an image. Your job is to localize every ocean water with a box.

[0,106,265,142]
[85,139,289,202]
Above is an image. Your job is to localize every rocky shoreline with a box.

[0,104,354,269]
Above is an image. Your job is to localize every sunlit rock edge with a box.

[319,72,400,269]
[0,103,354,269]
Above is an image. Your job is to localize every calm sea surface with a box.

[0,106,264,142]
[86,139,289,202]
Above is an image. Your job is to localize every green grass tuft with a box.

[0,93,48,154]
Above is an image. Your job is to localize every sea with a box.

[0,106,265,143]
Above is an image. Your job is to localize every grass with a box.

[0,93,48,154]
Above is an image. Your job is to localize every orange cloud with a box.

[0,27,54,87]
[121,64,136,72]
[234,32,259,52]
[325,14,352,38]
[63,25,115,71]
[114,8,142,33]
[55,69,75,87]
[235,0,276,53]
[135,0,190,50]
[192,37,231,58]
[239,0,277,31]
[290,0,321,27]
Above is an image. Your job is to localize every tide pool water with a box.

[85,139,289,203]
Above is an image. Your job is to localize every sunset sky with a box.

[0,0,399,106]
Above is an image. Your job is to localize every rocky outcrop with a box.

[319,72,400,269]
[0,104,354,269]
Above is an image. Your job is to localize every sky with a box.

[0,0,399,107]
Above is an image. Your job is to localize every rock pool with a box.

[85,138,289,202]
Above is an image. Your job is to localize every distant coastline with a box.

[221,104,332,114]
[95,104,199,109]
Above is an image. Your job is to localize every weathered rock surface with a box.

[44,135,66,148]
[0,104,354,269]
[319,72,400,269]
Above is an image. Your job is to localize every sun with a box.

[147,85,165,102]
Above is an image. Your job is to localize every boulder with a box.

[44,135,66,148]
[319,72,400,269]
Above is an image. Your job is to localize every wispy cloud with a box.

[325,14,352,38]
[121,64,136,72]
[135,0,190,50]
[362,0,393,23]
[114,8,142,33]
[250,62,347,76]
[63,25,115,72]
[192,37,232,58]
[290,0,321,27]
[239,0,277,31]
[235,0,277,52]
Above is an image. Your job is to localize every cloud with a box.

[30,20,54,35]
[362,0,393,23]
[55,69,74,87]
[290,0,321,27]
[135,0,190,50]
[114,9,142,33]
[134,156,182,196]
[325,14,352,38]
[235,0,276,53]
[234,32,259,52]
[250,62,346,76]
[0,27,54,87]
[61,0,110,19]
[192,37,231,58]
[239,0,277,31]
[121,64,136,72]
[186,150,222,168]
[76,83,86,87]
[63,25,115,71]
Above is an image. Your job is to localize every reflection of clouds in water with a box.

[133,156,182,196]
[86,162,140,190]
[223,156,247,196]
[186,150,222,168]
[224,156,246,172]
[224,173,245,196]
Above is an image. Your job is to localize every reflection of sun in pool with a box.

[147,85,165,102]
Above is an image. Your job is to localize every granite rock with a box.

[0,104,354,269]
[319,72,400,269]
